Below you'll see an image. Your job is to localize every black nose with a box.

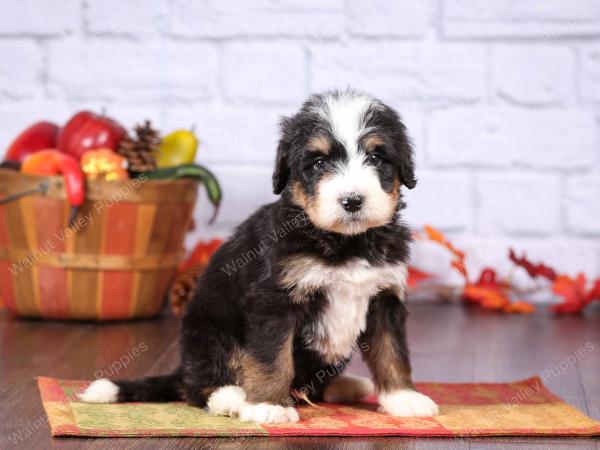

[340,193,364,212]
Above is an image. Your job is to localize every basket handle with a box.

[0,180,49,205]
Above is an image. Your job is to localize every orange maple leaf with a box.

[463,284,510,310]
[504,301,536,314]
[552,273,589,314]
[463,268,535,314]
[423,225,468,280]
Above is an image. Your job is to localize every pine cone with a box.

[118,120,160,173]
[169,265,204,317]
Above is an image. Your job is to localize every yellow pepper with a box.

[155,129,198,168]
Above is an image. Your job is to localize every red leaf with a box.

[180,238,224,272]
[476,268,504,288]
[551,273,588,314]
[407,266,434,288]
[509,249,557,282]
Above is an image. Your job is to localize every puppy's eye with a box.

[366,153,382,167]
[313,157,325,170]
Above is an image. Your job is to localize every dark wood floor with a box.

[0,301,598,449]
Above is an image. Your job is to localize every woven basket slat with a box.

[0,248,182,270]
[72,200,105,319]
[0,261,15,312]
[23,197,44,315]
[0,194,16,313]
[38,266,68,318]
[34,196,69,318]
[147,202,178,254]
[7,196,36,316]
[130,204,157,317]
[100,202,137,320]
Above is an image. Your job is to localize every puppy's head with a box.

[273,90,416,235]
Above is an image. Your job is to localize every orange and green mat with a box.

[37,376,600,438]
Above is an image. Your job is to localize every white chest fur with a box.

[280,256,408,364]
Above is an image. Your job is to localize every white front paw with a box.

[207,385,247,417]
[378,389,439,417]
[238,403,300,424]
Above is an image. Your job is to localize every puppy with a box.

[80,89,439,424]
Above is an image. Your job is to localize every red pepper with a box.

[21,149,85,226]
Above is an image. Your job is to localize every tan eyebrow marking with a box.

[363,135,385,152]
[306,135,331,155]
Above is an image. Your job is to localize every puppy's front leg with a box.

[237,304,299,424]
[361,291,439,417]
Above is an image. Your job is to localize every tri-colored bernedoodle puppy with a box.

[80,89,439,424]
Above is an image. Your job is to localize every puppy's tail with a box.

[78,371,182,404]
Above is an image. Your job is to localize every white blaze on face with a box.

[310,92,395,235]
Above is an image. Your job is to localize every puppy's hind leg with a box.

[323,374,374,404]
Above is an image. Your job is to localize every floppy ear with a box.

[272,117,292,195]
[389,112,417,189]
[396,138,417,189]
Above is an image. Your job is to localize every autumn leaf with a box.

[509,249,557,281]
[504,301,535,314]
[180,238,224,272]
[551,273,588,314]
[507,249,599,314]
[463,269,508,310]
[423,225,445,243]
[462,268,535,313]
[463,284,510,310]
[421,226,537,313]
[476,268,509,289]
[407,266,434,288]
[423,225,468,281]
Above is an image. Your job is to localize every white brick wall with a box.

[0,0,599,292]
[490,45,575,106]
[442,0,600,38]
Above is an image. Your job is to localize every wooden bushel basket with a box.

[0,169,198,321]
